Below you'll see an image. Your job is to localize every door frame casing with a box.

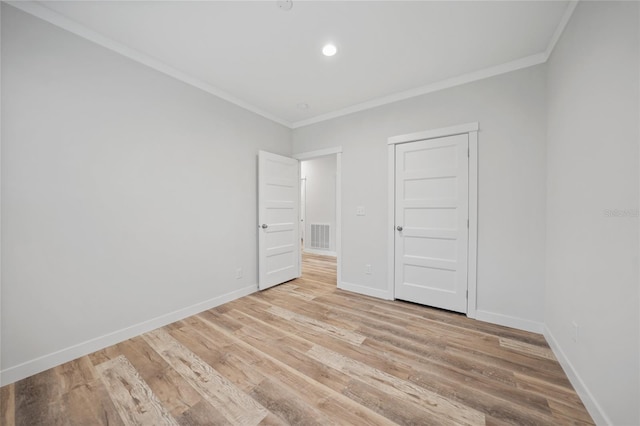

[293,146,343,288]
[387,123,478,318]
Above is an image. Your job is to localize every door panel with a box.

[258,151,300,290]
[395,134,469,313]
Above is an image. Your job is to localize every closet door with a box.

[394,134,469,313]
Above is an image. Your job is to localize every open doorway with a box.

[293,147,342,287]
[300,156,337,257]
[258,148,341,290]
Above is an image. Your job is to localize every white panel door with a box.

[394,134,469,313]
[258,151,300,290]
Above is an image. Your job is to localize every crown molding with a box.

[7,0,578,130]
[291,53,547,129]
[6,1,292,128]
[544,1,579,61]
[292,1,578,129]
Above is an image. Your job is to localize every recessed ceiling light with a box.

[322,44,337,57]
[296,102,310,110]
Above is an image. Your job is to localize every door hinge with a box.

[467,219,469,228]
[468,148,470,158]
[466,290,468,299]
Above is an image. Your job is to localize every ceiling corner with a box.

[6,0,293,129]
[543,1,579,61]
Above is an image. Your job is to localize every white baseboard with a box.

[338,281,393,300]
[474,309,544,334]
[303,248,337,257]
[543,327,610,425]
[0,284,257,386]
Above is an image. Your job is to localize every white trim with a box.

[6,1,291,128]
[544,327,610,425]
[303,248,337,257]
[295,148,343,289]
[475,310,544,334]
[467,130,478,319]
[387,124,479,318]
[293,146,343,160]
[338,281,393,301]
[637,5,640,419]
[544,1,579,61]
[298,162,303,281]
[387,144,396,299]
[336,153,342,287]
[291,55,545,129]
[297,163,302,279]
[0,3,3,383]
[388,122,479,145]
[292,0,577,130]
[8,1,577,131]
[0,284,257,386]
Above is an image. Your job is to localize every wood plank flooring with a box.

[1,253,593,425]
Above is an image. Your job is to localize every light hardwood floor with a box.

[1,253,593,425]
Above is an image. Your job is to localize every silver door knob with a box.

[261,224,268,229]
[396,226,403,231]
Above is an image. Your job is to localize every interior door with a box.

[300,177,306,248]
[394,134,469,313]
[258,151,301,290]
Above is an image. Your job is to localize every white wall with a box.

[293,65,547,330]
[1,5,291,383]
[5,5,638,423]
[301,156,336,253]
[545,2,640,424]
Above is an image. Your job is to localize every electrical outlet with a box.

[235,268,243,279]
[571,321,579,342]
[365,264,372,274]
[356,206,365,216]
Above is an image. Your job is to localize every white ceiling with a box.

[17,1,572,127]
